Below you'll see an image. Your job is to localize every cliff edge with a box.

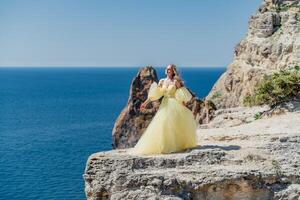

[83,103,300,199]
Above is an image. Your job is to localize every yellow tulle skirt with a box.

[128,96,198,156]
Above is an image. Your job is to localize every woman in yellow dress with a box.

[128,64,198,155]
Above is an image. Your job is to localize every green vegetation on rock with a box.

[211,91,221,99]
[244,65,300,107]
[276,4,300,12]
[254,112,263,120]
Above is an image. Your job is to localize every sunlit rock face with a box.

[206,0,300,109]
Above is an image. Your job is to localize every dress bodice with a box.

[146,79,193,104]
[161,83,177,98]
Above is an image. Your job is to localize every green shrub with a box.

[276,4,300,12]
[254,112,262,120]
[244,65,300,107]
[211,91,221,99]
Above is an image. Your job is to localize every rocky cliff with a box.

[84,101,300,199]
[206,0,300,109]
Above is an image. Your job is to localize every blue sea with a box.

[0,67,226,200]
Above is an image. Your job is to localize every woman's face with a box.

[166,67,174,78]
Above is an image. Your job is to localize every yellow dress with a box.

[128,81,198,155]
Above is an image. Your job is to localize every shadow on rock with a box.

[193,144,241,151]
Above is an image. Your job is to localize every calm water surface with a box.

[0,66,226,200]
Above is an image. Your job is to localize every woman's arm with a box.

[140,80,163,110]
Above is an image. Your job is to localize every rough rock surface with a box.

[112,66,216,149]
[206,0,300,109]
[84,103,300,200]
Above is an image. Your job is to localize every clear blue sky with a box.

[0,0,262,67]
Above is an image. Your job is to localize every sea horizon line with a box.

[0,65,227,69]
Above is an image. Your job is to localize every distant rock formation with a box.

[112,66,159,149]
[206,0,300,109]
[112,66,216,149]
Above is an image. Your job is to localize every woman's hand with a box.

[140,102,148,110]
